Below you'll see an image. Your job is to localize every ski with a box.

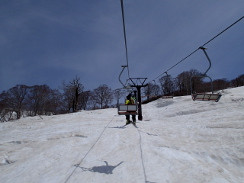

[122,121,138,128]
[132,122,138,128]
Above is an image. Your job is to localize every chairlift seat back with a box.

[118,104,138,115]
[192,93,222,102]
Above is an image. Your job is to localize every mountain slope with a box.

[0,87,243,183]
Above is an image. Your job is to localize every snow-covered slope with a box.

[0,87,243,183]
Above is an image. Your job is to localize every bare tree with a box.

[213,78,229,91]
[159,74,174,96]
[176,69,201,95]
[0,91,9,112]
[43,89,63,115]
[0,91,13,122]
[88,91,98,110]
[93,84,113,109]
[78,91,91,110]
[231,74,244,87]
[5,85,28,119]
[1,85,63,120]
[176,71,191,95]
[27,85,52,116]
[144,83,161,100]
[62,77,84,112]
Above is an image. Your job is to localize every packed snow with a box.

[0,87,243,183]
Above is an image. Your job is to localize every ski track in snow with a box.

[0,87,244,183]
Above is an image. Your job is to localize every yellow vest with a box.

[125,98,135,104]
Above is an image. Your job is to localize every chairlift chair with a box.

[162,72,174,99]
[117,65,138,115]
[117,91,138,115]
[190,47,222,102]
[118,104,138,115]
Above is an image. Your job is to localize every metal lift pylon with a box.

[129,78,148,120]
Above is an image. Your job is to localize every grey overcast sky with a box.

[0,0,244,92]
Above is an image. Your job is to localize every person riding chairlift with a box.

[125,93,136,125]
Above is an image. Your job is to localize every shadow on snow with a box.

[75,161,123,175]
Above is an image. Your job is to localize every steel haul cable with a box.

[202,16,244,47]
[64,117,114,183]
[136,127,148,183]
[120,0,130,78]
[153,48,199,81]
[149,16,244,83]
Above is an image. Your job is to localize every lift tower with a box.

[129,78,148,121]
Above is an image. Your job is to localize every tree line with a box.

[0,77,116,122]
[1,71,243,122]
[143,69,244,101]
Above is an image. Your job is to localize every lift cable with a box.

[202,16,244,47]
[153,48,199,81]
[149,15,244,84]
[120,0,130,78]
[137,128,148,183]
[64,117,115,183]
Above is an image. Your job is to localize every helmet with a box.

[126,94,132,100]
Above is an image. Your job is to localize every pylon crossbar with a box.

[129,78,148,87]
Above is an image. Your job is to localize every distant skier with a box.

[125,93,136,125]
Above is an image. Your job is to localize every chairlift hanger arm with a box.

[199,47,212,76]
[120,0,130,77]
[119,65,127,88]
